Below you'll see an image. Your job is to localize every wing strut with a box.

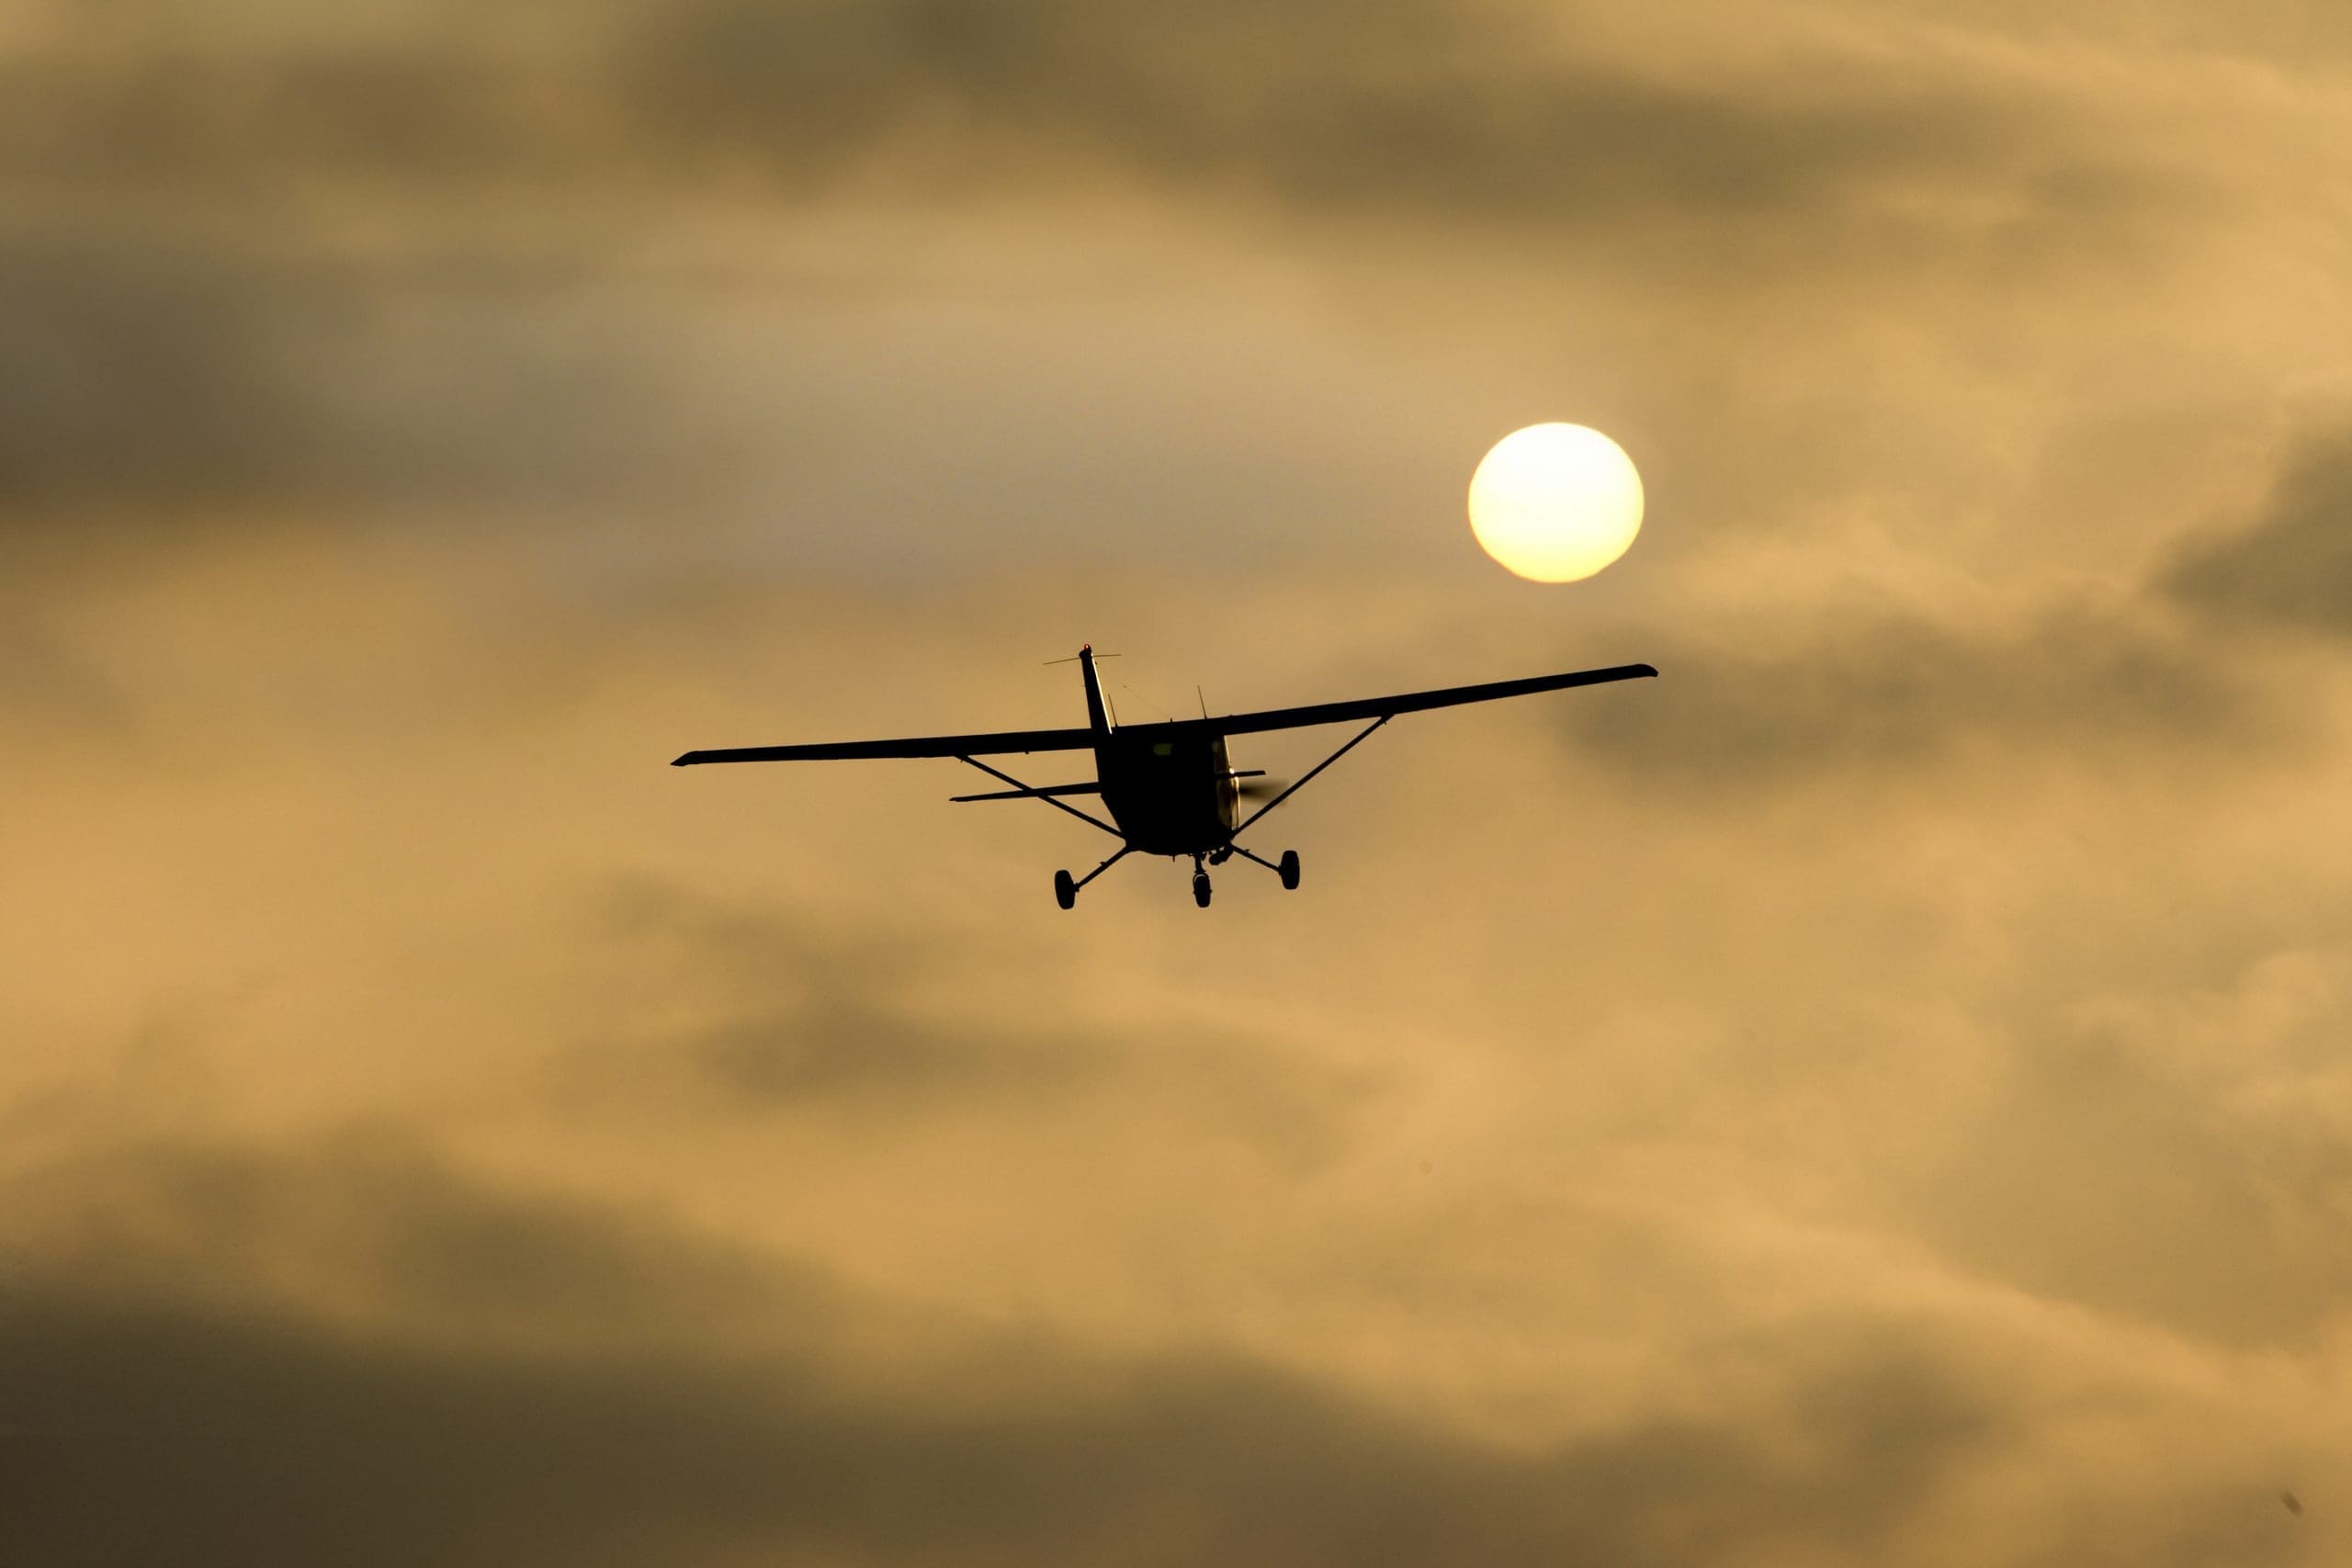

[956,755,1125,840]
[1231,715,1390,837]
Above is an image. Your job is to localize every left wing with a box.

[672,724,1095,766]
[1128,662,1657,739]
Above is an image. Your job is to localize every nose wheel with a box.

[1192,862,1213,908]
[1054,868,1077,909]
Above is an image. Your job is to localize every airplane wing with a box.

[671,662,1656,765]
[673,725,1096,767]
[1146,661,1657,739]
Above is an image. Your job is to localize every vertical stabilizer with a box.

[1078,644,1114,736]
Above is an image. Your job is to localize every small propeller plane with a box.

[672,647,1657,908]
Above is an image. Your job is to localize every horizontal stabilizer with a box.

[950,782,1103,803]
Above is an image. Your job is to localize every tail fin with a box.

[1078,644,1114,736]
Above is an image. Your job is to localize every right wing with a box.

[673,725,1095,767]
[1166,662,1657,739]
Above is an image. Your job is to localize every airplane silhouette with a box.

[673,647,1657,908]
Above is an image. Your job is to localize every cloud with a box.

[0,604,133,733]
[3,0,2191,258]
[0,1133,2014,1568]
[2165,425,2352,637]
[549,874,1374,1169]
[618,0,2098,234]
[1896,1016,2352,1348]
[0,1132,837,1354]
[1,8,2347,1563]
[1559,593,2276,792]
[0,1288,2009,1568]
[0,245,324,513]
[0,236,784,525]
[0,0,2264,546]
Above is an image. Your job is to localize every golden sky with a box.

[5,1,2352,1562]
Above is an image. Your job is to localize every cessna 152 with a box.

[672,647,1656,908]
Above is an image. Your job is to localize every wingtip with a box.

[670,753,696,767]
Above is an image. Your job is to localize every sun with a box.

[1466,423,1644,582]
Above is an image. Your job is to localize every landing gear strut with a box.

[1052,845,1132,910]
[1223,842,1302,892]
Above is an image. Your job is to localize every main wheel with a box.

[1278,850,1300,891]
[1192,872,1213,908]
[1054,869,1077,910]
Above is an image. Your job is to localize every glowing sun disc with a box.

[1467,423,1644,582]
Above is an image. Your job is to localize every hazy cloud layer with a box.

[6,0,2177,241]
[6,0,2314,541]
[6,547,2349,1564]
[5,0,2352,1563]
[0,1280,1997,1568]
[0,1133,2301,1568]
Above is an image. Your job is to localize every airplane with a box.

[672,647,1657,908]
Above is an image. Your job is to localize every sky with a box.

[4,1,2352,1562]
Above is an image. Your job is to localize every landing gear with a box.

[1053,846,1132,909]
[1222,842,1300,893]
[1192,855,1213,908]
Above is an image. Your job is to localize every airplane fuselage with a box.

[1072,643,1241,855]
[1094,728,1241,856]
